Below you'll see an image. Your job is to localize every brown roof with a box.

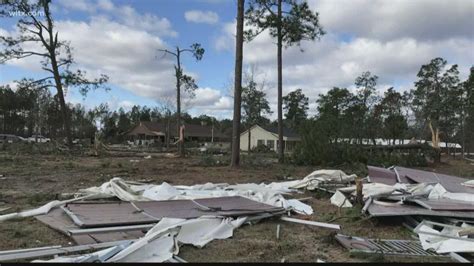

[127,121,229,139]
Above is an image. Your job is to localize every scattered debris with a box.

[0,240,133,262]
[1,166,472,262]
[335,234,445,257]
[330,191,353,208]
[414,220,474,254]
[280,216,341,231]
[276,224,281,240]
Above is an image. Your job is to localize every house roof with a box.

[260,125,300,138]
[128,121,229,139]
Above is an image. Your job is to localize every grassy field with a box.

[1,150,472,262]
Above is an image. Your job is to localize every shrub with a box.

[293,120,427,167]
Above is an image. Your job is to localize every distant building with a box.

[239,124,301,152]
[125,121,229,146]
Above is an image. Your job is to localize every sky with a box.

[0,0,473,119]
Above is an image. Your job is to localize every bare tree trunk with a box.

[230,0,245,168]
[175,48,185,157]
[44,2,72,146]
[277,0,284,163]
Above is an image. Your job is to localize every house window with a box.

[257,139,265,146]
[267,140,275,150]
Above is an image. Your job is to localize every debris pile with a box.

[0,166,472,262]
[323,165,474,262]
[0,170,347,262]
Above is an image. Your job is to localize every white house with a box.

[240,124,301,152]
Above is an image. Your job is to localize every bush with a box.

[198,154,230,167]
[293,120,427,167]
[251,143,271,153]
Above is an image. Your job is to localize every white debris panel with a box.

[1,169,354,222]
[36,216,247,263]
[417,222,474,254]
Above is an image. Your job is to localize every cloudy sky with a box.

[1,0,473,119]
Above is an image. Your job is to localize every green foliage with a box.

[198,154,230,167]
[241,153,273,167]
[242,78,272,126]
[251,143,272,153]
[293,120,427,167]
[283,88,308,128]
[412,57,461,145]
[245,0,325,46]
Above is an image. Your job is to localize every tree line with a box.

[1,0,472,167]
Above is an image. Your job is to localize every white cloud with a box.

[57,0,96,13]
[214,0,474,120]
[184,10,219,24]
[56,1,177,37]
[118,100,136,110]
[308,0,474,41]
[97,0,114,11]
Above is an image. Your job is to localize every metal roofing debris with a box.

[64,196,284,228]
[415,220,474,254]
[280,216,341,230]
[335,234,445,257]
[68,223,156,235]
[395,166,473,193]
[367,201,474,219]
[367,166,408,185]
[414,220,474,243]
[367,165,474,194]
[407,198,474,211]
[0,240,133,262]
[36,206,150,245]
[449,252,471,263]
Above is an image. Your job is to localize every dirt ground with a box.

[1,151,472,262]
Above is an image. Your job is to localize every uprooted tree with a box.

[158,44,204,157]
[0,0,109,146]
[245,0,325,163]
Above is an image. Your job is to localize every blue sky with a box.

[1,0,473,119]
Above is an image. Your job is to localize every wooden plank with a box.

[280,216,341,230]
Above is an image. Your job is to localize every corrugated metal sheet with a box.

[367,201,474,219]
[65,196,284,228]
[367,166,401,185]
[409,199,474,211]
[395,167,474,194]
[36,208,146,245]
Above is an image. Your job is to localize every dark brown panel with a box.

[65,196,284,228]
